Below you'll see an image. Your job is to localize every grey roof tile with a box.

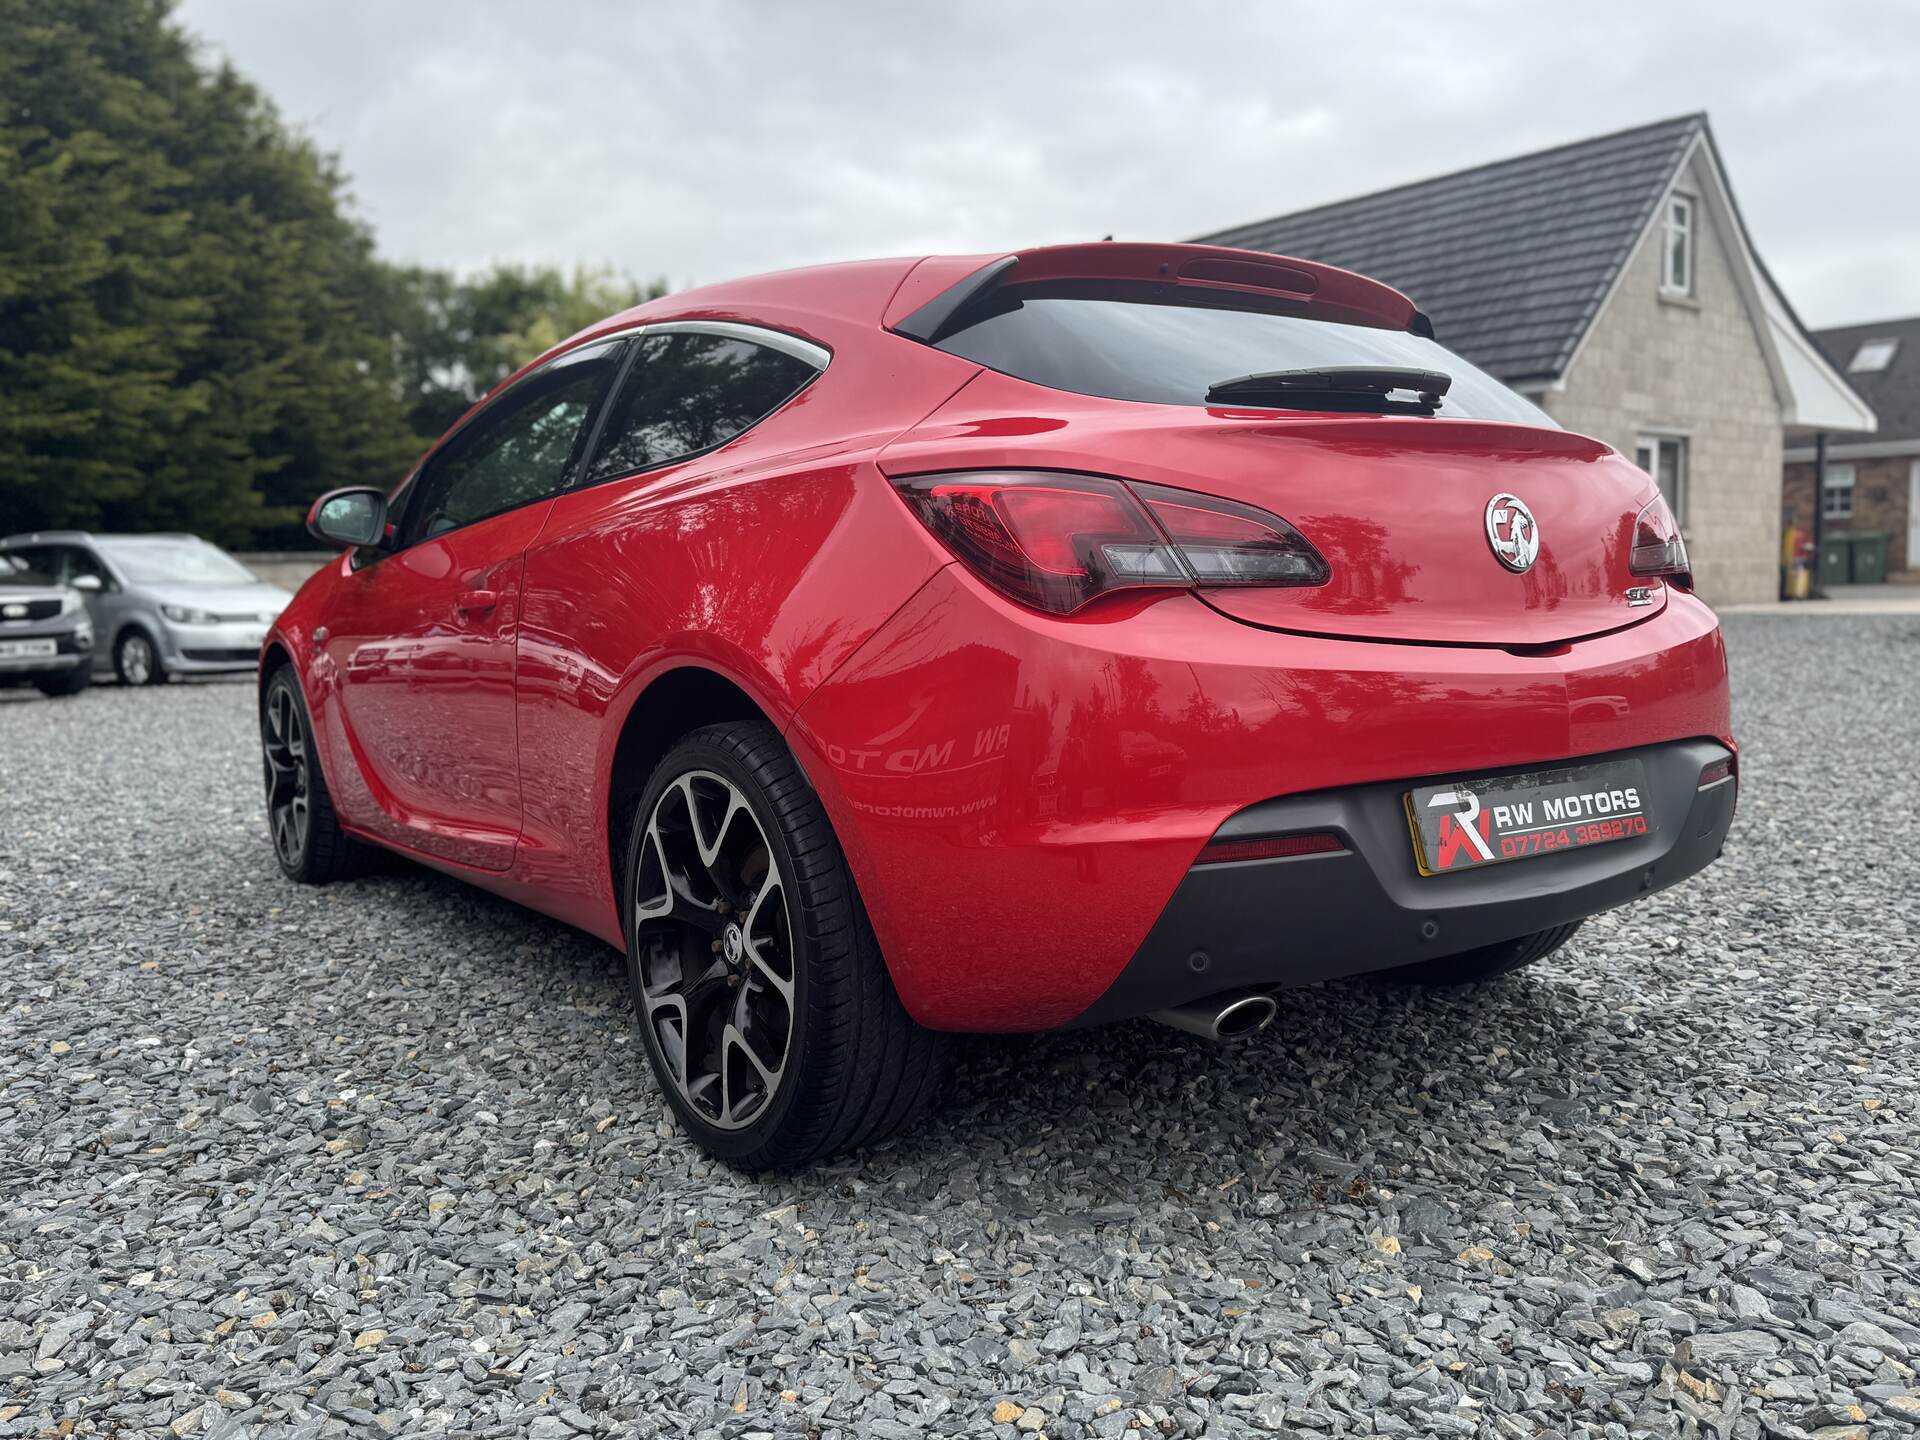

[1192,115,1706,384]
[1806,317,1920,446]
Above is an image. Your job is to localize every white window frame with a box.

[1821,461,1856,522]
[1634,434,1690,525]
[1662,195,1695,296]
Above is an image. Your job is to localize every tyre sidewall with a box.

[622,733,825,1165]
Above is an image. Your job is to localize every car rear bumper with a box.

[790,566,1735,1033]
[1069,737,1735,1026]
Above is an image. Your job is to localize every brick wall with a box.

[1782,456,1917,574]
[1541,153,1783,606]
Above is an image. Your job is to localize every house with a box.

[1192,114,1874,605]
[1782,315,1920,578]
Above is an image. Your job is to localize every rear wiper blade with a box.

[1206,365,1452,415]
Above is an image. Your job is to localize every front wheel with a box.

[1375,921,1582,986]
[260,668,360,883]
[625,721,945,1169]
[115,630,164,686]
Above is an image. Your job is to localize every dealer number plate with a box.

[0,639,57,659]
[1406,759,1652,876]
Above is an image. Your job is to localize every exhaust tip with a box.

[1211,993,1277,1040]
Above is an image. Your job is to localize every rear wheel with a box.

[115,630,163,686]
[261,668,359,883]
[625,721,945,1169]
[1376,921,1582,986]
[33,667,91,698]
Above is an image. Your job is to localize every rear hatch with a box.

[879,247,1670,647]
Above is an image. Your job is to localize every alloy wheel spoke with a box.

[633,768,794,1132]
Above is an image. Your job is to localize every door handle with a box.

[455,589,499,614]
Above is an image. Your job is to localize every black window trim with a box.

[385,336,633,552]
[567,320,832,494]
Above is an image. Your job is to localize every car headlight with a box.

[59,590,83,615]
[160,604,219,625]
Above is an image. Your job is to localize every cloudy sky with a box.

[176,1,1920,330]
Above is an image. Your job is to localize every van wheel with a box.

[1375,921,1582,985]
[115,630,163,686]
[624,721,945,1169]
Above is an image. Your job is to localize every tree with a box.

[0,0,672,547]
[0,0,421,546]
[388,264,669,442]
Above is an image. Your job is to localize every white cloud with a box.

[176,0,1920,327]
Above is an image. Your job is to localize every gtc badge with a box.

[1485,493,1540,573]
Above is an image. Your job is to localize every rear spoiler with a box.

[887,242,1433,343]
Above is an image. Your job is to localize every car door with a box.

[511,324,829,912]
[320,339,624,870]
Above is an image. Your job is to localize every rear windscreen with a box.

[932,294,1555,426]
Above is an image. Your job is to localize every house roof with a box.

[1192,114,1705,386]
[1806,316,1920,447]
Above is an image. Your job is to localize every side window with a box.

[65,548,111,588]
[11,547,66,581]
[584,331,820,483]
[402,341,622,545]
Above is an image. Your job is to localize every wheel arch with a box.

[603,664,787,938]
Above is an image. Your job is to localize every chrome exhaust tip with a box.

[1150,988,1278,1043]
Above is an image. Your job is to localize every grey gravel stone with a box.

[4,619,1920,1437]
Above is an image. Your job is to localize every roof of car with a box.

[1190,114,1708,385]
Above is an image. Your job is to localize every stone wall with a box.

[236,551,332,596]
[1542,154,1783,606]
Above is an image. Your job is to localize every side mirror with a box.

[70,573,104,593]
[307,487,389,550]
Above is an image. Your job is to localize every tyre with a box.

[1375,921,1582,986]
[625,721,945,1168]
[33,667,92,698]
[260,667,360,884]
[114,629,164,686]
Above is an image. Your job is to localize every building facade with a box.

[1194,114,1872,605]
[1782,316,1920,577]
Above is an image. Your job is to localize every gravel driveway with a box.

[3,616,1918,1440]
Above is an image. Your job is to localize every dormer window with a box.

[1849,338,1899,373]
[1662,195,1695,295]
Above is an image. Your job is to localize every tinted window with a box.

[404,341,622,544]
[0,555,56,586]
[9,545,108,588]
[934,295,1553,426]
[586,332,818,482]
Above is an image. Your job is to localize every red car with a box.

[265,243,1735,1167]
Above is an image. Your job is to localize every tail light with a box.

[891,470,1327,616]
[1630,494,1691,586]
[1698,756,1734,788]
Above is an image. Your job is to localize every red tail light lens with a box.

[891,470,1327,616]
[1134,483,1328,587]
[1630,494,1691,585]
